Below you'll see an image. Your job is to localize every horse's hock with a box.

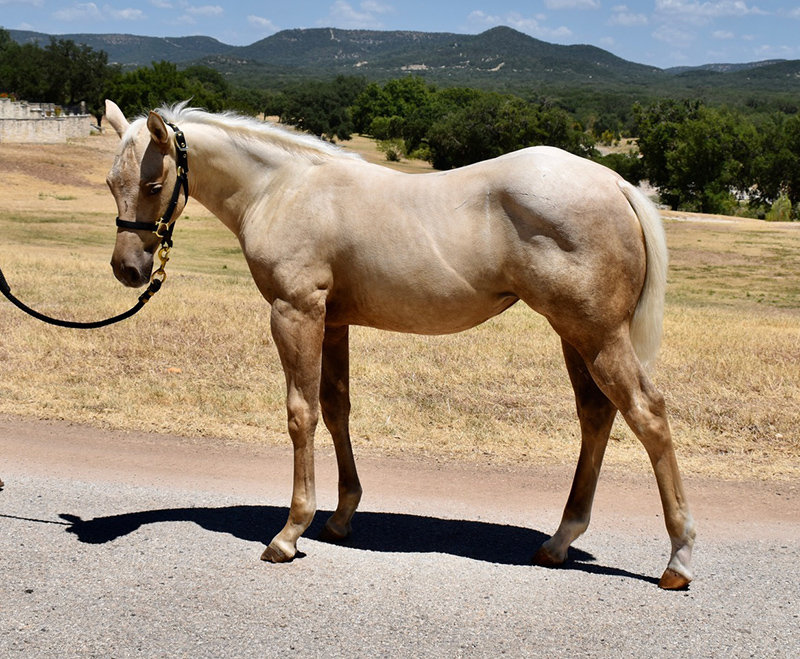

[0,97,92,144]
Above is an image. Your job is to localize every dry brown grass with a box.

[0,133,798,481]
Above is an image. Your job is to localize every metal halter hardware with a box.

[0,119,189,329]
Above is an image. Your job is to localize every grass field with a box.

[0,131,798,481]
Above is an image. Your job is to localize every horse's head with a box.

[105,100,188,288]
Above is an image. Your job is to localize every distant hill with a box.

[7,25,800,108]
[7,29,231,66]
[229,26,662,83]
[666,60,786,74]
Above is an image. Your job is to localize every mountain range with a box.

[8,25,800,100]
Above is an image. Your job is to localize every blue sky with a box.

[1,1,799,69]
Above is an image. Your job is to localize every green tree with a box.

[592,151,645,184]
[351,76,435,136]
[44,38,110,108]
[751,113,800,219]
[425,92,592,170]
[634,100,758,213]
[0,29,17,92]
[633,99,701,209]
[104,61,230,117]
[0,31,110,114]
[666,106,756,213]
[280,75,367,140]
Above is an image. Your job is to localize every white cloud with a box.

[0,0,43,6]
[655,1,766,19]
[149,0,173,8]
[652,22,695,47]
[712,30,734,38]
[545,0,600,8]
[609,6,649,26]
[248,15,278,32]
[754,43,798,58]
[467,10,502,27]
[110,7,145,20]
[53,2,102,21]
[52,2,145,22]
[319,1,388,29]
[185,4,223,17]
[361,0,394,13]
[467,10,572,40]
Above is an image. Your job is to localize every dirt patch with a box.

[0,132,119,215]
[1,414,797,542]
[0,146,93,187]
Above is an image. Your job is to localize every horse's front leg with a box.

[261,296,326,563]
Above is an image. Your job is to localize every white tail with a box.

[618,180,668,369]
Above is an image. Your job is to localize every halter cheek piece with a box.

[116,120,189,250]
[0,118,189,329]
[115,119,189,295]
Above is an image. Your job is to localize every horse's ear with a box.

[104,100,130,139]
[147,111,171,148]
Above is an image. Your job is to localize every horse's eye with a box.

[148,184,163,196]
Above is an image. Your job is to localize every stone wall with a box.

[0,97,92,143]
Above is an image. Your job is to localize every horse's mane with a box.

[124,101,361,163]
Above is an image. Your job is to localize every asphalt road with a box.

[1,416,798,658]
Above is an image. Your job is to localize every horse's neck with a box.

[184,123,304,234]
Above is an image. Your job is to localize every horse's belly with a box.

[327,286,518,335]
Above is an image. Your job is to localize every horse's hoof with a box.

[318,520,351,543]
[658,567,692,590]
[260,542,294,563]
[532,545,565,568]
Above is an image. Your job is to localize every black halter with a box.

[0,120,189,329]
[115,120,189,249]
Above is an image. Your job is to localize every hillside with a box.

[7,26,800,108]
[7,29,232,66]
[228,26,661,83]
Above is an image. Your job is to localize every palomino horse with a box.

[104,100,695,589]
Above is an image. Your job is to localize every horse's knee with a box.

[286,395,319,438]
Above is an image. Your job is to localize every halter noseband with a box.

[115,119,189,252]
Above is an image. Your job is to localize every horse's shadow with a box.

[58,505,658,584]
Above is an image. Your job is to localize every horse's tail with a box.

[618,179,668,369]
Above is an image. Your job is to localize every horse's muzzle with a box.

[111,229,158,288]
[111,249,154,288]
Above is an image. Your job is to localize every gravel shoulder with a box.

[1,415,798,658]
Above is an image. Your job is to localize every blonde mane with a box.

[123,102,361,163]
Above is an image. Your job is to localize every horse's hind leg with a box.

[318,325,362,542]
[533,340,618,568]
[582,332,695,589]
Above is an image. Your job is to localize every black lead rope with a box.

[0,119,188,330]
[0,269,162,329]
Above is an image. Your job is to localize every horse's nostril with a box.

[112,258,145,287]
[124,265,145,286]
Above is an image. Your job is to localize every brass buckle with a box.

[154,219,171,240]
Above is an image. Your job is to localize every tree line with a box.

[273,75,799,218]
[0,29,267,122]
[1,29,798,219]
